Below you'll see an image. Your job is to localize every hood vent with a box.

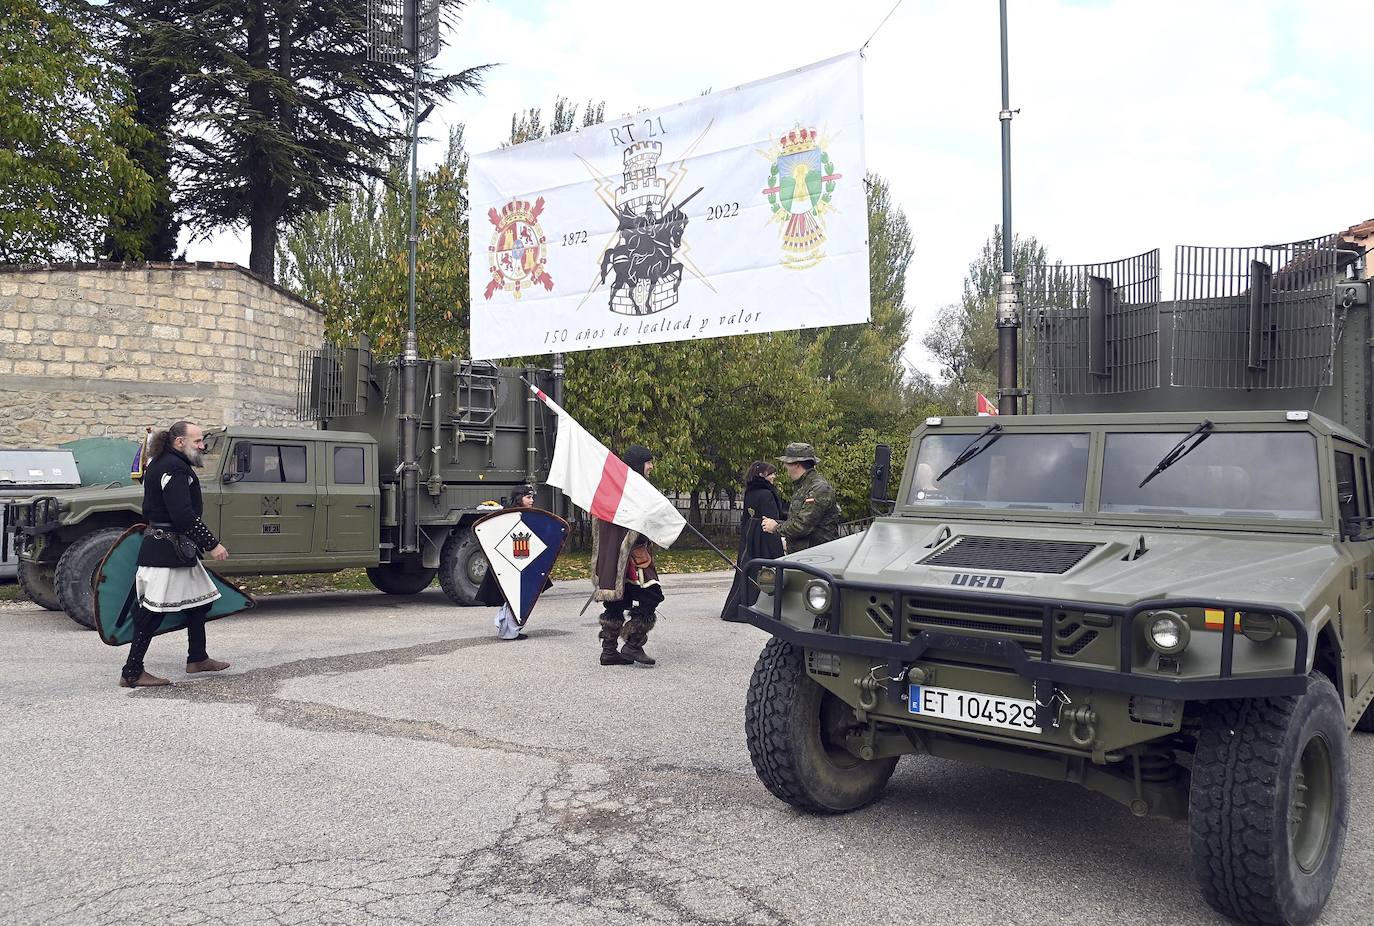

[920,536,1098,575]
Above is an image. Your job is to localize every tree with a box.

[278,126,471,357]
[924,226,1048,412]
[103,2,181,260]
[0,0,154,263]
[126,0,489,280]
[808,173,915,440]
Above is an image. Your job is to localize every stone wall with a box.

[0,262,324,446]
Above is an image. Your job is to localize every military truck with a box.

[8,342,556,629]
[738,236,1371,926]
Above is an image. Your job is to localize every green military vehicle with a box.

[8,342,556,629]
[739,237,1371,925]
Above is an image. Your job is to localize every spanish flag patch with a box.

[1204,608,1241,631]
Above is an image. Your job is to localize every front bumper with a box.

[5,497,62,558]
[738,558,1310,715]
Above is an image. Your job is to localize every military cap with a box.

[778,442,819,463]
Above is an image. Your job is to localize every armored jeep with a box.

[8,343,556,629]
[739,237,1372,925]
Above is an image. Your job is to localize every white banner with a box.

[468,52,869,360]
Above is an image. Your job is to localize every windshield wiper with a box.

[937,423,1004,481]
[1137,419,1214,489]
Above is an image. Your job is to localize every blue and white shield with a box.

[473,508,568,623]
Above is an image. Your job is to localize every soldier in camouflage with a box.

[761,442,842,552]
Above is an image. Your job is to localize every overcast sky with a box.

[186,0,1369,375]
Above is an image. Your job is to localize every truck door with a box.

[221,440,318,555]
[1335,448,1374,702]
[325,443,377,553]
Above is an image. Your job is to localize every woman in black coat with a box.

[720,461,786,621]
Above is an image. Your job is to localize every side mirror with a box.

[870,443,894,516]
[223,442,251,484]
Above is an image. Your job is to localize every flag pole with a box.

[683,522,741,574]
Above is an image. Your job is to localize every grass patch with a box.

[0,549,730,604]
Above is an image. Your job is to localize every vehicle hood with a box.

[10,482,143,514]
[826,518,1346,614]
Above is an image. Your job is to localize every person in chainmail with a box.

[120,421,231,688]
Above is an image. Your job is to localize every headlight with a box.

[1240,612,1280,643]
[1146,610,1190,655]
[803,579,832,614]
[756,568,776,595]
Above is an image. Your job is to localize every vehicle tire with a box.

[438,528,487,606]
[54,527,127,631]
[1189,674,1349,926]
[365,563,437,595]
[744,637,897,813]
[17,560,62,611]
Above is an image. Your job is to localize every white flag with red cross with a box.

[530,386,686,548]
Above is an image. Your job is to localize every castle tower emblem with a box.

[598,142,701,317]
[510,531,532,559]
[762,125,842,270]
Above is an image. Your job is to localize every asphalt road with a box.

[2,572,1371,926]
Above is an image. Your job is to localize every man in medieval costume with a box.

[120,421,231,687]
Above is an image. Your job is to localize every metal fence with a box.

[1171,234,1341,389]
[1025,249,1160,396]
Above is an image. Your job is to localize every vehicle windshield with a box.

[908,432,1091,510]
[1100,431,1321,519]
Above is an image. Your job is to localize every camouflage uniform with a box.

[775,443,842,552]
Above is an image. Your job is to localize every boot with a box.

[119,671,171,688]
[619,643,656,666]
[186,658,230,674]
[600,636,632,666]
[621,615,657,666]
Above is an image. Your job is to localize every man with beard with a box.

[119,421,231,687]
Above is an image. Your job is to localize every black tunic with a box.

[720,476,786,621]
[137,448,220,568]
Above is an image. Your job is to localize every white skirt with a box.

[136,564,221,613]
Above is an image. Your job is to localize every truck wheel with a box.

[438,528,487,606]
[1189,674,1348,926]
[744,638,897,813]
[54,527,126,631]
[17,560,62,611]
[365,564,437,595]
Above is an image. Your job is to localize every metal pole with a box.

[995,0,1020,416]
[551,351,565,517]
[398,24,422,554]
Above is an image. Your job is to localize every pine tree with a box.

[122,0,488,280]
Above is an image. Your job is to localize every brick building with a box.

[0,262,324,446]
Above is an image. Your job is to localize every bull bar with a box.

[738,558,1311,712]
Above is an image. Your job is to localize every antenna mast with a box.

[368,0,441,554]
[995,0,1021,415]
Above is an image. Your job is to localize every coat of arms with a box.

[484,198,555,300]
[762,125,842,270]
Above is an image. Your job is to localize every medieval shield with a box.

[93,525,255,646]
[473,507,568,624]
